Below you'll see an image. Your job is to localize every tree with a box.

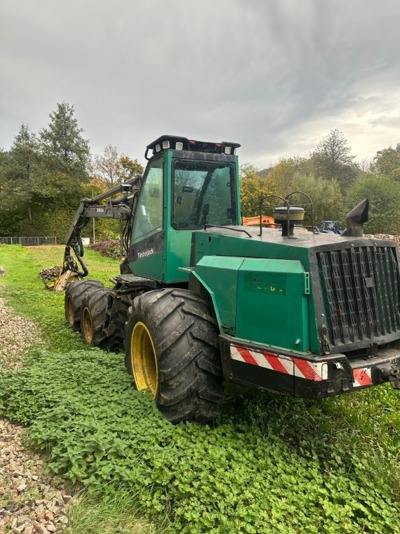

[311,129,358,190]
[0,105,91,239]
[92,146,144,184]
[0,125,43,230]
[240,164,277,216]
[92,145,122,184]
[290,173,343,226]
[39,102,90,177]
[0,148,8,195]
[0,149,20,235]
[240,164,259,180]
[10,124,39,182]
[7,124,43,221]
[343,173,400,234]
[120,155,144,179]
[372,144,400,180]
[267,158,301,197]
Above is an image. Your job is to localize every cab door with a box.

[129,155,164,280]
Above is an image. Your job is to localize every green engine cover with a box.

[194,256,311,352]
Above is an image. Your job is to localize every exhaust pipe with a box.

[341,199,369,237]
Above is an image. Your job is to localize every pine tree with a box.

[39,102,90,177]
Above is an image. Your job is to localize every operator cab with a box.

[129,135,241,283]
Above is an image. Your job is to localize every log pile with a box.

[364,234,400,248]
[38,266,62,283]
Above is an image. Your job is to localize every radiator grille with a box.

[317,246,400,347]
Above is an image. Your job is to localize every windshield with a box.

[173,160,237,228]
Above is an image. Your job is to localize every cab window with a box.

[132,157,163,244]
[173,161,236,228]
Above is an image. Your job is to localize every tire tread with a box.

[126,288,223,424]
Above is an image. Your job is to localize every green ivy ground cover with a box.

[1,245,400,533]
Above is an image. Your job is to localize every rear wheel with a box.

[125,288,223,424]
[80,287,111,347]
[64,280,104,330]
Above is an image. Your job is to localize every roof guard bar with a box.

[285,191,316,234]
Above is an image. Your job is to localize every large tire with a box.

[107,294,134,350]
[64,280,104,331]
[125,288,223,424]
[80,287,111,347]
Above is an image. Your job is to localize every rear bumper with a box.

[219,335,400,398]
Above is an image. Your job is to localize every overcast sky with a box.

[1,0,400,169]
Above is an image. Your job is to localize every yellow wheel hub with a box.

[66,297,75,326]
[131,321,158,396]
[82,307,93,345]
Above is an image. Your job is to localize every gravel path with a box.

[0,294,75,534]
[0,418,72,534]
[0,297,44,369]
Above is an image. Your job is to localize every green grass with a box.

[64,490,160,534]
[0,245,120,351]
[1,244,400,533]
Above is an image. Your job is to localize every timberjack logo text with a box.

[138,248,154,258]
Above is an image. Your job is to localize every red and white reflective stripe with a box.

[353,368,372,387]
[230,345,328,382]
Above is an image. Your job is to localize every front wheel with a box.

[125,288,223,424]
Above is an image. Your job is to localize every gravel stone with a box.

[0,297,44,369]
[0,296,75,534]
[0,418,74,534]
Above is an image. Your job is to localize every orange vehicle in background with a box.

[242,215,275,227]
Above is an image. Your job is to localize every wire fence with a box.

[0,236,58,246]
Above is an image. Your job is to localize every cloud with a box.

[1,0,400,167]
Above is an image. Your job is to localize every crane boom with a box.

[62,175,142,278]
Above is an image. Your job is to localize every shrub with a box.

[88,240,121,259]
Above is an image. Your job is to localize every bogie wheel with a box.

[80,287,111,347]
[64,280,104,331]
[107,294,134,351]
[125,288,224,424]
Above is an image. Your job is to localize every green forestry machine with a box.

[63,135,400,424]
